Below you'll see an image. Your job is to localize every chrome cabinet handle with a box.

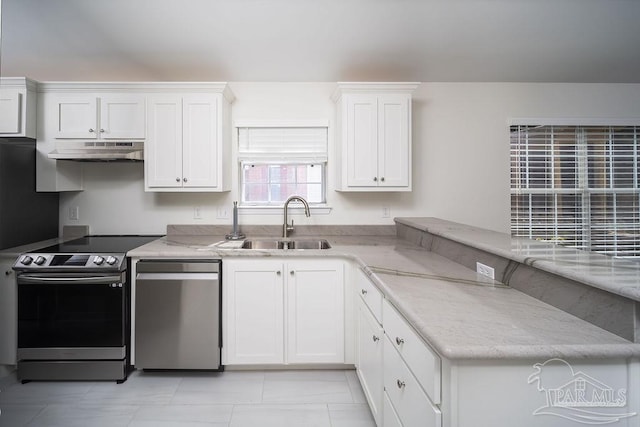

[373,177,378,182]
[276,271,281,276]
[381,177,385,182]
[176,177,180,182]
[395,337,404,345]
[396,379,405,389]
[89,128,95,133]
[100,129,105,133]
[290,270,294,275]
[361,289,367,295]
[372,335,380,342]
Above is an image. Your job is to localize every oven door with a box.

[17,272,127,360]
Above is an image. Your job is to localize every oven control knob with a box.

[34,256,46,265]
[93,256,105,265]
[20,255,33,265]
[106,256,118,266]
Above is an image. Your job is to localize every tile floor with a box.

[0,369,375,426]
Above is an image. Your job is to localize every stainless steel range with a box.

[12,235,159,383]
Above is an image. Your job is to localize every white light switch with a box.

[194,206,203,219]
[69,206,79,221]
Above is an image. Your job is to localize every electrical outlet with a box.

[69,206,79,221]
[382,206,390,218]
[476,262,495,280]
[216,207,229,219]
[194,206,203,220]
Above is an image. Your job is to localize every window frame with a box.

[235,121,332,214]
[510,119,640,259]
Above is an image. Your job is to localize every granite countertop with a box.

[128,230,640,361]
[396,217,640,303]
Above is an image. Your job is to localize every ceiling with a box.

[2,0,640,83]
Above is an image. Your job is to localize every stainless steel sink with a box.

[287,239,332,250]
[241,239,331,250]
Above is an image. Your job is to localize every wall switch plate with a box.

[69,206,79,221]
[194,206,203,220]
[216,207,229,219]
[382,206,390,218]
[476,262,495,280]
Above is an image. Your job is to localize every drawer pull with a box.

[372,335,380,342]
[361,289,367,295]
[395,337,405,345]
[396,379,406,389]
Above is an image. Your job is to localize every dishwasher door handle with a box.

[136,272,219,281]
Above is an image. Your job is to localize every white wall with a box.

[59,82,640,235]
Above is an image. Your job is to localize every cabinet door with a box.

[378,94,411,188]
[54,96,98,139]
[0,89,21,134]
[286,260,344,364]
[224,260,285,364]
[182,94,220,188]
[357,301,384,426]
[145,96,183,189]
[0,258,17,365]
[100,95,146,139]
[345,94,379,187]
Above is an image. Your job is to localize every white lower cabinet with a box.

[357,298,384,426]
[224,259,285,364]
[286,260,345,363]
[224,258,345,365]
[384,334,442,427]
[383,391,404,427]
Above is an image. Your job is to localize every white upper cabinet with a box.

[0,78,37,138]
[333,82,418,192]
[145,89,233,192]
[54,94,145,139]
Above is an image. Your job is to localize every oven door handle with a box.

[18,275,122,285]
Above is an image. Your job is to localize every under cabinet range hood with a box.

[49,140,144,161]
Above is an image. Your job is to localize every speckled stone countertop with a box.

[397,217,640,303]
[128,226,640,361]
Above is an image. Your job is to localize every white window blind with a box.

[510,125,640,259]
[238,127,328,162]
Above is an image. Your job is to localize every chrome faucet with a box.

[283,195,311,238]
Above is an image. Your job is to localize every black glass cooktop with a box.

[36,235,161,254]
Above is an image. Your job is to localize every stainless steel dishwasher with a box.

[135,260,222,370]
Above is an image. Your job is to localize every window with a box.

[510,124,640,259]
[238,127,327,206]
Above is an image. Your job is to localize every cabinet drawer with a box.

[384,336,441,427]
[383,391,403,427]
[383,299,441,404]
[357,270,383,323]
